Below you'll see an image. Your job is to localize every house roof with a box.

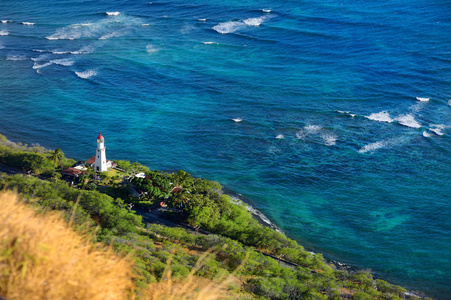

[62,167,82,176]
[86,156,96,165]
[86,156,114,166]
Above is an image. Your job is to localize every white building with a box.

[85,132,117,172]
[95,132,108,172]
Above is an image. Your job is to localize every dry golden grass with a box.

[0,191,135,300]
[0,190,248,300]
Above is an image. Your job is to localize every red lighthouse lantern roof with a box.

[97,131,104,140]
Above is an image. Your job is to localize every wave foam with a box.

[198,19,207,22]
[146,44,158,54]
[106,12,120,16]
[213,15,271,34]
[33,62,53,69]
[423,131,433,137]
[448,100,451,106]
[51,50,69,54]
[52,58,74,66]
[429,125,447,136]
[98,30,126,40]
[75,70,97,79]
[6,54,27,61]
[22,22,35,26]
[1,20,9,23]
[0,30,9,36]
[232,118,242,122]
[31,54,50,62]
[71,46,94,55]
[416,97,430,102]
[243,16,266,26]
[304,125,322,134]
[203,41,218,45]
[213,21,245,34]
[262,9,271,13]
[321,133,337,146]
[275,134,284,139]
[359,141,385,153]
[395,114,421,128]
[46,16,141,40]
[366,111,393,123]
[359,137,405,153]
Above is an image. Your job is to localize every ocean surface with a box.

[1,0,450,298]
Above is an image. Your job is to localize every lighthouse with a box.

[95,132,108,172]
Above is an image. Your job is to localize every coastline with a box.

[222,185,425,299]
[0,134,430,299]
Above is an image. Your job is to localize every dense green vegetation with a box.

[0,133,427,300]
[0,134,75,176]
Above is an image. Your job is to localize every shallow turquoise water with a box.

[1,0,450,297]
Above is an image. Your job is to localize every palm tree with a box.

[175,170,193,191]
[170,187,191,211]
[50,148,64,173]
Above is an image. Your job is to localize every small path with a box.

[134,205,301,270]
[0,162,25,175]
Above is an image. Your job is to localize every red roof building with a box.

[61,167,82,177]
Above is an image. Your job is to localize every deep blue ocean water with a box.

[1,0,450,297]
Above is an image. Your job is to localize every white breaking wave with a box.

[395,114,421,128]
[52,50,70,54]
[213,15,272,34]
[1,20,9,23]
[243,16,266,26]
[262,9,271,13]
[416,97,430,102]
[359,141,385,153]
[304,125,322,134]
[142,24,149,26]
[75,70,97,79]
[213,21,245,34]
[203,41,218,45]
[198,19,206,22]
[275,134,284,139]
[71,46,94,55]
[321,132,337,146]
[46,16,141,40]
[423,131,433,137]
[338,110,356,117]
[448,99,451,106]
[429,125,447,136]
[106,12,120,16]
[296,125,336,144]
[52,58,74,66]
[33,61,53,69]
[146,44,158,54]
[358,137,403,153]
[6,54,27,61]
[295,130,307,140]
[31,54,50,62]
[0,30,9,36]
[22,22,35,25]
[232,118,242,122]
[366,111,393,123]
[98,30,126,40]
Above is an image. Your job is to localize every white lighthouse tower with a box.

[95,132,108,172]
